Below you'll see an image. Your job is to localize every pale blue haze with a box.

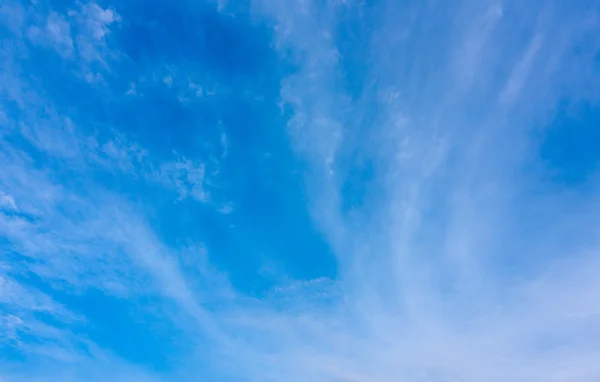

[1,0,600,381]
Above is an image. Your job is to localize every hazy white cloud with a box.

[151,157,208,202]
[207,1,600,381]
[0,191,17,211]
[163,76,173,86]
[3,1,119,83]
[0,5,221,374]
[69,2,119,64]
[27,12,74,58]
[1,0,600,381]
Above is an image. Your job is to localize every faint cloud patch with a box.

[0,191,17,211]
[27,12,74,58]
[154,158,208,202]
[3,1,121,83]
[218,202,234,214]
[69,2,120,82]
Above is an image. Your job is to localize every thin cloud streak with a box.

[1,0,599,381]
[211,0,600,381]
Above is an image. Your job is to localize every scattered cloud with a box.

[68,2,120,65]
[0,191,17,211]
[162,76,173,87]
[152,157,208,202]
[1,0,600,381]
[27,12,74,58]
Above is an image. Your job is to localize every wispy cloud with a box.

[1,0,600,381]
[27,12,74,58]
[214,0,600,381]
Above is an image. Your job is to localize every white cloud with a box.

[163,76,173,86]
[0,6,223,373]
[125,82,137,95]
[27,12,73,58]
[61,2,119,82]
[220,131,228,158]
[2,0,600,381]
[69,2,119,62]
[218,202,233,214]
[78,3,120,41]
[3,1,120,83]
[0,1,25,35]
[153,157,208,202]
[499,32,543,104]
[188,81,204,97]
[0,191,17,210]
[204,1,600,381]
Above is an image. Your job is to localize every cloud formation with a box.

[1,0,600,381]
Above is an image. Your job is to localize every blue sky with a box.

[1,0,600,381]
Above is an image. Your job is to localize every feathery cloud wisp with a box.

[1,0,600,381]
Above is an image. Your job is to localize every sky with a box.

[1,0,600,381]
